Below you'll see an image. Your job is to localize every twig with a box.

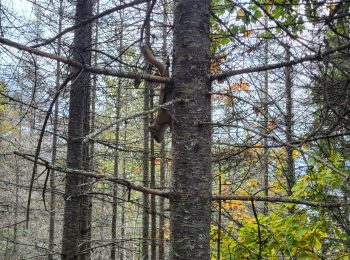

[26,72,77,227]
[82,98,185,143]
[15,152,170,198]
[140,0,157,42]
[212,194,347,208]
[0,37,169,83]
[251,200,262,260]
[32,0,151,48]
[213,41,350,81]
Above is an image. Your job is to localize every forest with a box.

[0,0,349,259]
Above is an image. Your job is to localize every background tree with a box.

[0,0,349,259]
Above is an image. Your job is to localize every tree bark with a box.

[158,3,168,258]
[111,6,122,259]
[142,78,150,260]
[48,1,63,259]
[111,86,121,260]
[142,3,151,259]
[262,16,269,215]
[150,88,157,260]
[61,0,93,259]
[158,141,166,260]
[285,45,295,196]
[170,1,212,259]
[120,128,127,260]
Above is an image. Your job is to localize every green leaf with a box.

[272,6,285,19]
[258,32,274,39]
[253,10,262,20]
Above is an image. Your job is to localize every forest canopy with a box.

[0,0,349,259]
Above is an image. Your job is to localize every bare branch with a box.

[212,194,348,208]
[213,41,350,81]
[14,152,169,198]
[27,72,76,225]
[32,0,151,48]
[0,37,169,83]
[82,98,185,143]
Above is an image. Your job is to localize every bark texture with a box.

[61,0,93,259]
[262,22,269,215]
[142,3,151,258]
[285,46,295,196]
[170,1,212,259]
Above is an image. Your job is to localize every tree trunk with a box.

[111,8,122,260]
[120,128,127,260]
[48,1,63,259]
[170,1,212,259]
[150,74,157,260]
[262,17,269,215]
[158,3,167,258]
[61,0,93,259]
[158,141,166,260]
[284,45,294,196]
[142,3,151,259]
[142,78,150,260]
[111,85,121,260]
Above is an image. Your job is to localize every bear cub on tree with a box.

[141,45,173,143]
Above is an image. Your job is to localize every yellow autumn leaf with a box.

[243,30,252,37]
[292,150,300,159]
[327,3,336,11]
[210,53,227,75]
[253,143,263,154]
[314,237,322,250]
[229,82,240,91]
[236,8,245,18]
[132,165,141,173]
[223,95,234,105]
[154,158,161,165]
[241,82,249,91]
[267,117,277,131]
[164,222,170,241]
[229,79,249,92]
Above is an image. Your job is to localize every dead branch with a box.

[32,0,151,48]
[212,194,347,208]
[82,98,185,143]
[213,41,350,81]
[14,152,170,198]
[0,37,169,83]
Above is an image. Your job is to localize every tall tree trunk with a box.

[158,4,168,257]
[217,175,222,260]
[142,3,151,259]
[170,1,212,259]
[262,17,269,215]
[111,85,121,260]
[90,0,99,183]
[284,45,294,196]
[12,103,22,258]
[150,72,157,260]
[142,75,150,260]
[61,0,93,259]
[79,11,93,260]
[111,5,121,260]
[158,141,166,260]
[13,132,21,258]
[120,127,127,260]
[48,1,63,259]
